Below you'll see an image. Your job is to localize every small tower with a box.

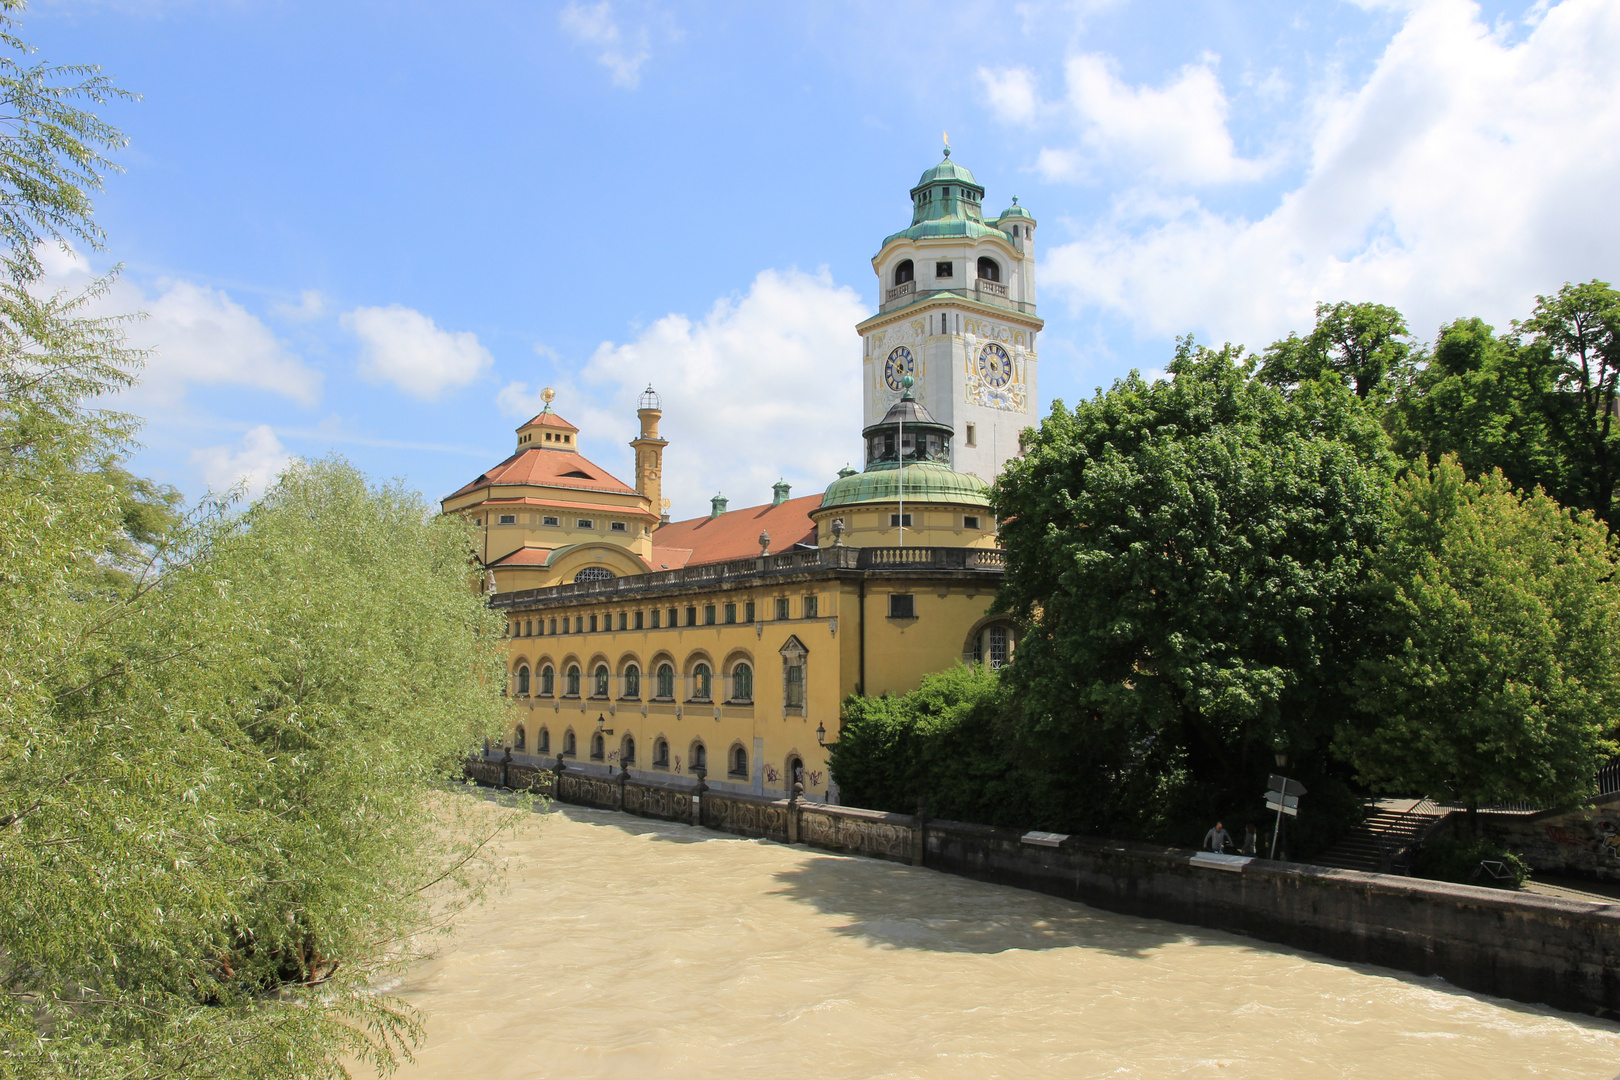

[631,385,667,518]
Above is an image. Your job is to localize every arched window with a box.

[731,662,753,702]
[514,725,526,750]
[563,729,576,756]
[592,664,610,698]
[653,738,669,768]
[565,664,581,697]
[591,733,605,760]
[516,666,530,696]
[976,256,1000,282]
[690,741,707,771]
[893,259,914,286]
[540,665,554,696]
[729,744,748,778]
[656,663,675,699]
[538,727,550,753]
[621,735,636,764]
[623,664,641,699]
[691,662,712,701]
[574,567,615,583]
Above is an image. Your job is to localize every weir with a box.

[467,758,1620,1019]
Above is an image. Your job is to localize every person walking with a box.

[1203,820,1233,853]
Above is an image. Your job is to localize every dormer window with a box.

[893,260,913,286]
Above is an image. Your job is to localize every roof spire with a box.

[540,386,556,414]
[942,130,950,158]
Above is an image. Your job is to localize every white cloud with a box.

[190,424,292,500]
[1042,0,1620,352]
[977,66,1041,126]
[33,250,323,408]
[342,304,493,401]
[560,1,651,89]
[273,289,326,321]
[552,268,869,520]
[496,380,551,419]
[137,281,323,405]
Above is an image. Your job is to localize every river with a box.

[385,800,1620,1079]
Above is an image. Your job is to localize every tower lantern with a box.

[631,384,667,517]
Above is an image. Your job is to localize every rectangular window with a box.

[803,595,819,619]
[577,519,594,529]
[685,605,697,627]
[542,515,560,527]
[635,610,644,630]
[935,261,953,278]
[965,423,976,447]
[668,607,677,627]
[889,513,913,527]
[548,618,557,635]
[775,597,790,620]
[963,515,980,530]
[498,514,516,525]
[574,616,583,633]
[989,626,1009,668]
[650,609,661,629]
[745,600,755,623]
[724,603,736,624]
[610,521,627,532]
[785,664,805,708]
[704,604,716,625]
[618,612,627,631]
[888,594,915,618]
[589,614,598,633]
[523,620,531,636]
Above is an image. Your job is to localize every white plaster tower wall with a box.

[857,151,1042,482]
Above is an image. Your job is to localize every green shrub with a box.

[1415,836,1532,888]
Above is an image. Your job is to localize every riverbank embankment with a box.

[466,758,1620,1018]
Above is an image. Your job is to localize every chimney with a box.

[710,493,728,518]
[771,479,791,507]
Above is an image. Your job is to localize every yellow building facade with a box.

[443,152,1034,801]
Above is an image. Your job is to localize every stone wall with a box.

[464,759,1620,1018]
[1474,794,1620,882]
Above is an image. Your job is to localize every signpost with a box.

[1266,774,1307,860]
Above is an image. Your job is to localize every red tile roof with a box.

[653,493,821,566]
[444,447,641,502]
[518,410,579,432]
[649,546,693,570]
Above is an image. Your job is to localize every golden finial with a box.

[943,130,950,157]
[539,386,555,410]
[660,497,671,511]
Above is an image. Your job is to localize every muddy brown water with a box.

[384,801,1620,1079]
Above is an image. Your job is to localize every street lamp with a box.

[816,722,826,745]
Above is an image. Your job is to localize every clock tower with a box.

[856,146,1042,480]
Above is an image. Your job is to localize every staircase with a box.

[1316,799,1444,874]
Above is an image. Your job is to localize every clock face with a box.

[977,343,1014,388]
[883,346,915,391]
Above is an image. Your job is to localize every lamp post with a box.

[816,722,826,745]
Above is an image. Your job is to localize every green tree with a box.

[991,342,1393,841]
[1257,300,1412,402]
[1391,282,1620,528]
[0,7,515,1075]
[1339,455,1620,821]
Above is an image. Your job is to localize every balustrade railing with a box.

[885,280,915,303]
[975,277,1008,299]
[490,544,1005,608]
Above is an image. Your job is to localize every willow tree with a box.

[0,6,513,1077]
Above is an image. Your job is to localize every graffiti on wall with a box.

[1542,819,1620,860]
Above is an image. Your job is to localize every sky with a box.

[22,0,1620,519]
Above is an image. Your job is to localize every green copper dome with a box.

[914,156,980,190]
[819,462,991,511]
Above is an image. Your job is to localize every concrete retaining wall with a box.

[467,760,1620,1018]
[1474,795,1620,883]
